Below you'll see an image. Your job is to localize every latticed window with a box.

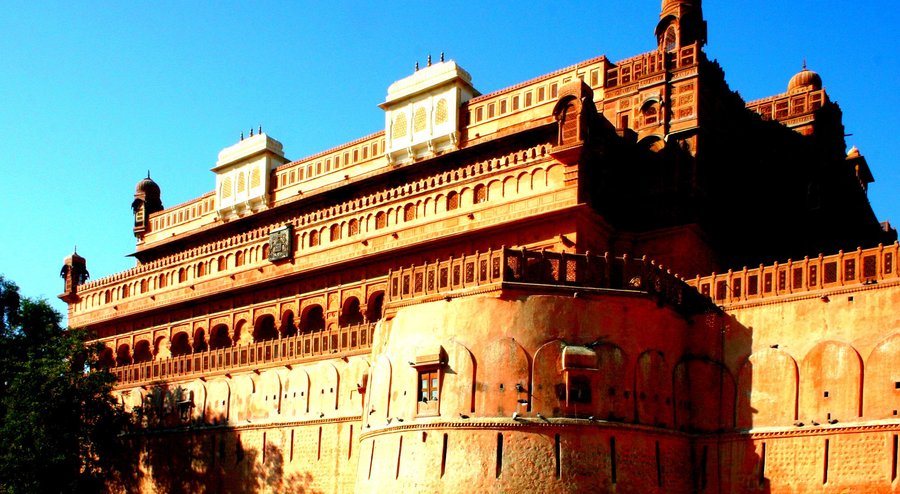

[664,25,677,52]
[221,177,232,198]
[435,99,448,125]
[414,107,427,133]
[473,184,486,204]
[348,219,359,236]
[642,102,659,126]
[237,172,246,193]
[446,192,459,211]
[392,112,407,139]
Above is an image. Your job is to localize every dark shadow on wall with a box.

[106,383,322,494]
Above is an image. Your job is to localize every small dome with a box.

[788,66,822,93]
[135,174,160,196]
[847,146,861,158]
[63,250,85,265]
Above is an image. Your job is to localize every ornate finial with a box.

[74,244,77,254]
[249,127,254,137]
[240,131,244,141]
[415,61,419,71]
[147,170,151,179]
[258,125,262,135]
[802,58,807,70]
[440,51,444,62]
[427,54,432,66]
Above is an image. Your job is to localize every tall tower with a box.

[132,173,163,241]
[657,0,707,53]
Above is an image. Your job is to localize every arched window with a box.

[217,256,226,272]
[446,191,459,211]
[280,311,297,337]
[253,315,278,342]
[330,224,341,242]
[210,324,232,349]
[178,268,187,283]
[473,184,486,204]
[310,230,320,247]
[140,279,148,294]
[435,98,449,125]
[98,346,115,368]
[366,292,385,323]
[158,274,167,289]
[133,340,153,363]
[340,297,364,326]
[404,203,416,222]
[414,107,427,133]
[664,25,677,53]
[192,328,208,352]
[197,262,206,277]
[348,219,359,236]
[237,172,246,193]
[300,306,325,333]
[642,101,660,126]
[392,112,408,139]
[235,250,245,267]
[221,177,233,199]
[116,344,132,366]
[375,212,386,229]
[171,332,192,356]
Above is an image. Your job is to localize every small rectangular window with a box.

[488,103,495,118]
[525,92,533,106]
[550,83,558,98]
[538,87,545,102]
[511,96,519,111]
[476,107,483,122]
[500,100,507,113]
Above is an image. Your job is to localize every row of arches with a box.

[118,357,371,425]
[298,163,564,251]
[363,332,900,432]
[100,292,384,367]
[79,143,556,312]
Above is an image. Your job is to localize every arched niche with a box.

[674,358,735,432]
[366,355,392,426]
[532,340,565,416]
[250,370,281,420]
[231,375,256,423]
[309,362,339,416]
[634,350,669,427]
[736,349,798,429]
[800,340,862,423]
[478,337,530,417]
[440,341,476,417]
[864,332,900,419]
[283,367,311,419]
[345,358,371,416]
[206,378,231,424]
[595,343,630,422]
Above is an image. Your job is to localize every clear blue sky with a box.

[1,1,897,321]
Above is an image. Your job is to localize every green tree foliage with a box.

[0,275,130,493]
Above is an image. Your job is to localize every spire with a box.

[657,0,706,50]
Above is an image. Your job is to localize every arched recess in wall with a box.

[340,297,364,326]
[280,310,297,338]
[345,358,371,416]
[308,362,340,417]
[532,340,565,416]
[800,340,863,423]
[253,314,278,342]
[736,349,798,429]
[209,324,232,350]
[283,367,311,418]
[192,327,208,352]
[300,305,325,333]
[154,335,170,359]
[366,291,385,323]
[634,350,669,427]
[181,379,207,423]
[864,332,900,419]
[478,337,530,417]
[595,343,631,422]
[366,355,392,427]
[231,374,256,423]
[133,339,152,364]
[440,341,476,416]
[233,319,249,346]
[250,370,281,421]
[168,332,190,356]
[98,345,115,368]
[116,344,132,366]
[673,358,736,432]
[206,378,231,424]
